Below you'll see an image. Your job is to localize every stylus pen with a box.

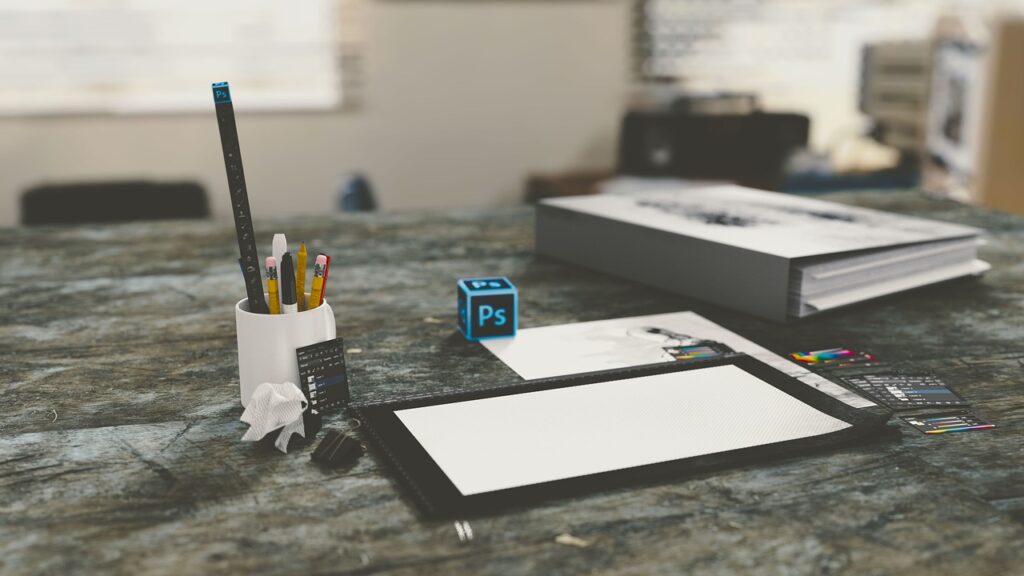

[272,233,287,309]
[280,252,297,314]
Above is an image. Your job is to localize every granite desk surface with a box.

[1,191,1023,576]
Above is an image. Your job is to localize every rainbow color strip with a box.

[905,413,995,435]
[790,348,858,364]
[671,345,721,362]
[925,424,995,434]
[921,414,994,434]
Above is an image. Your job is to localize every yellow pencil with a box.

[296,242,308,311]
[265,257,280,315]
[308,254,327,309]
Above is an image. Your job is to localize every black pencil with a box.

[213,82,269,314]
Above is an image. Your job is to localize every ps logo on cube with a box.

[457,277,518,340]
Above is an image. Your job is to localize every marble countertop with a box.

[1,191,1022,575]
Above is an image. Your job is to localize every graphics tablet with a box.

[353,354,891,518]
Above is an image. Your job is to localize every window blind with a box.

[0,0,364,115]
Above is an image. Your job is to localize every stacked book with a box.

[536,183,988,321]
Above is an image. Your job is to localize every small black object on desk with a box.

[312,429,364,467]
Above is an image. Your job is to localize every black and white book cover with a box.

[537,184,988,320]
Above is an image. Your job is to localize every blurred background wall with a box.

[4,0,1023,228]
[0,1,631,228]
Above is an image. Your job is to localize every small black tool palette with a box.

[901,412,995,435]
[841,373,967,410]
[296,337,350,415]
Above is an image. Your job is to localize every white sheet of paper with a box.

[395,364,851,496]
[482,311,875,409]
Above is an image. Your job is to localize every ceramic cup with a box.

[235,294,336,406]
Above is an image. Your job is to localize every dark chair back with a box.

[21,181,209,226]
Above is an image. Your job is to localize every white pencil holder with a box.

[235,294,336,407]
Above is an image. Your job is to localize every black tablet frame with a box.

[352,354,892,518]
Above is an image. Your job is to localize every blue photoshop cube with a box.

[457,277,518,340]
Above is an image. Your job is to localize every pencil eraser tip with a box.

[266,256,276,267]
[315,255,328,265]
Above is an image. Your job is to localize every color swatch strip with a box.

[901,412,995,435]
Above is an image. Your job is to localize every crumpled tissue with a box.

[240,381,309,453]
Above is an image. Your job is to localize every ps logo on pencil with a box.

[457,277,517,340]
[212,83,232,104]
